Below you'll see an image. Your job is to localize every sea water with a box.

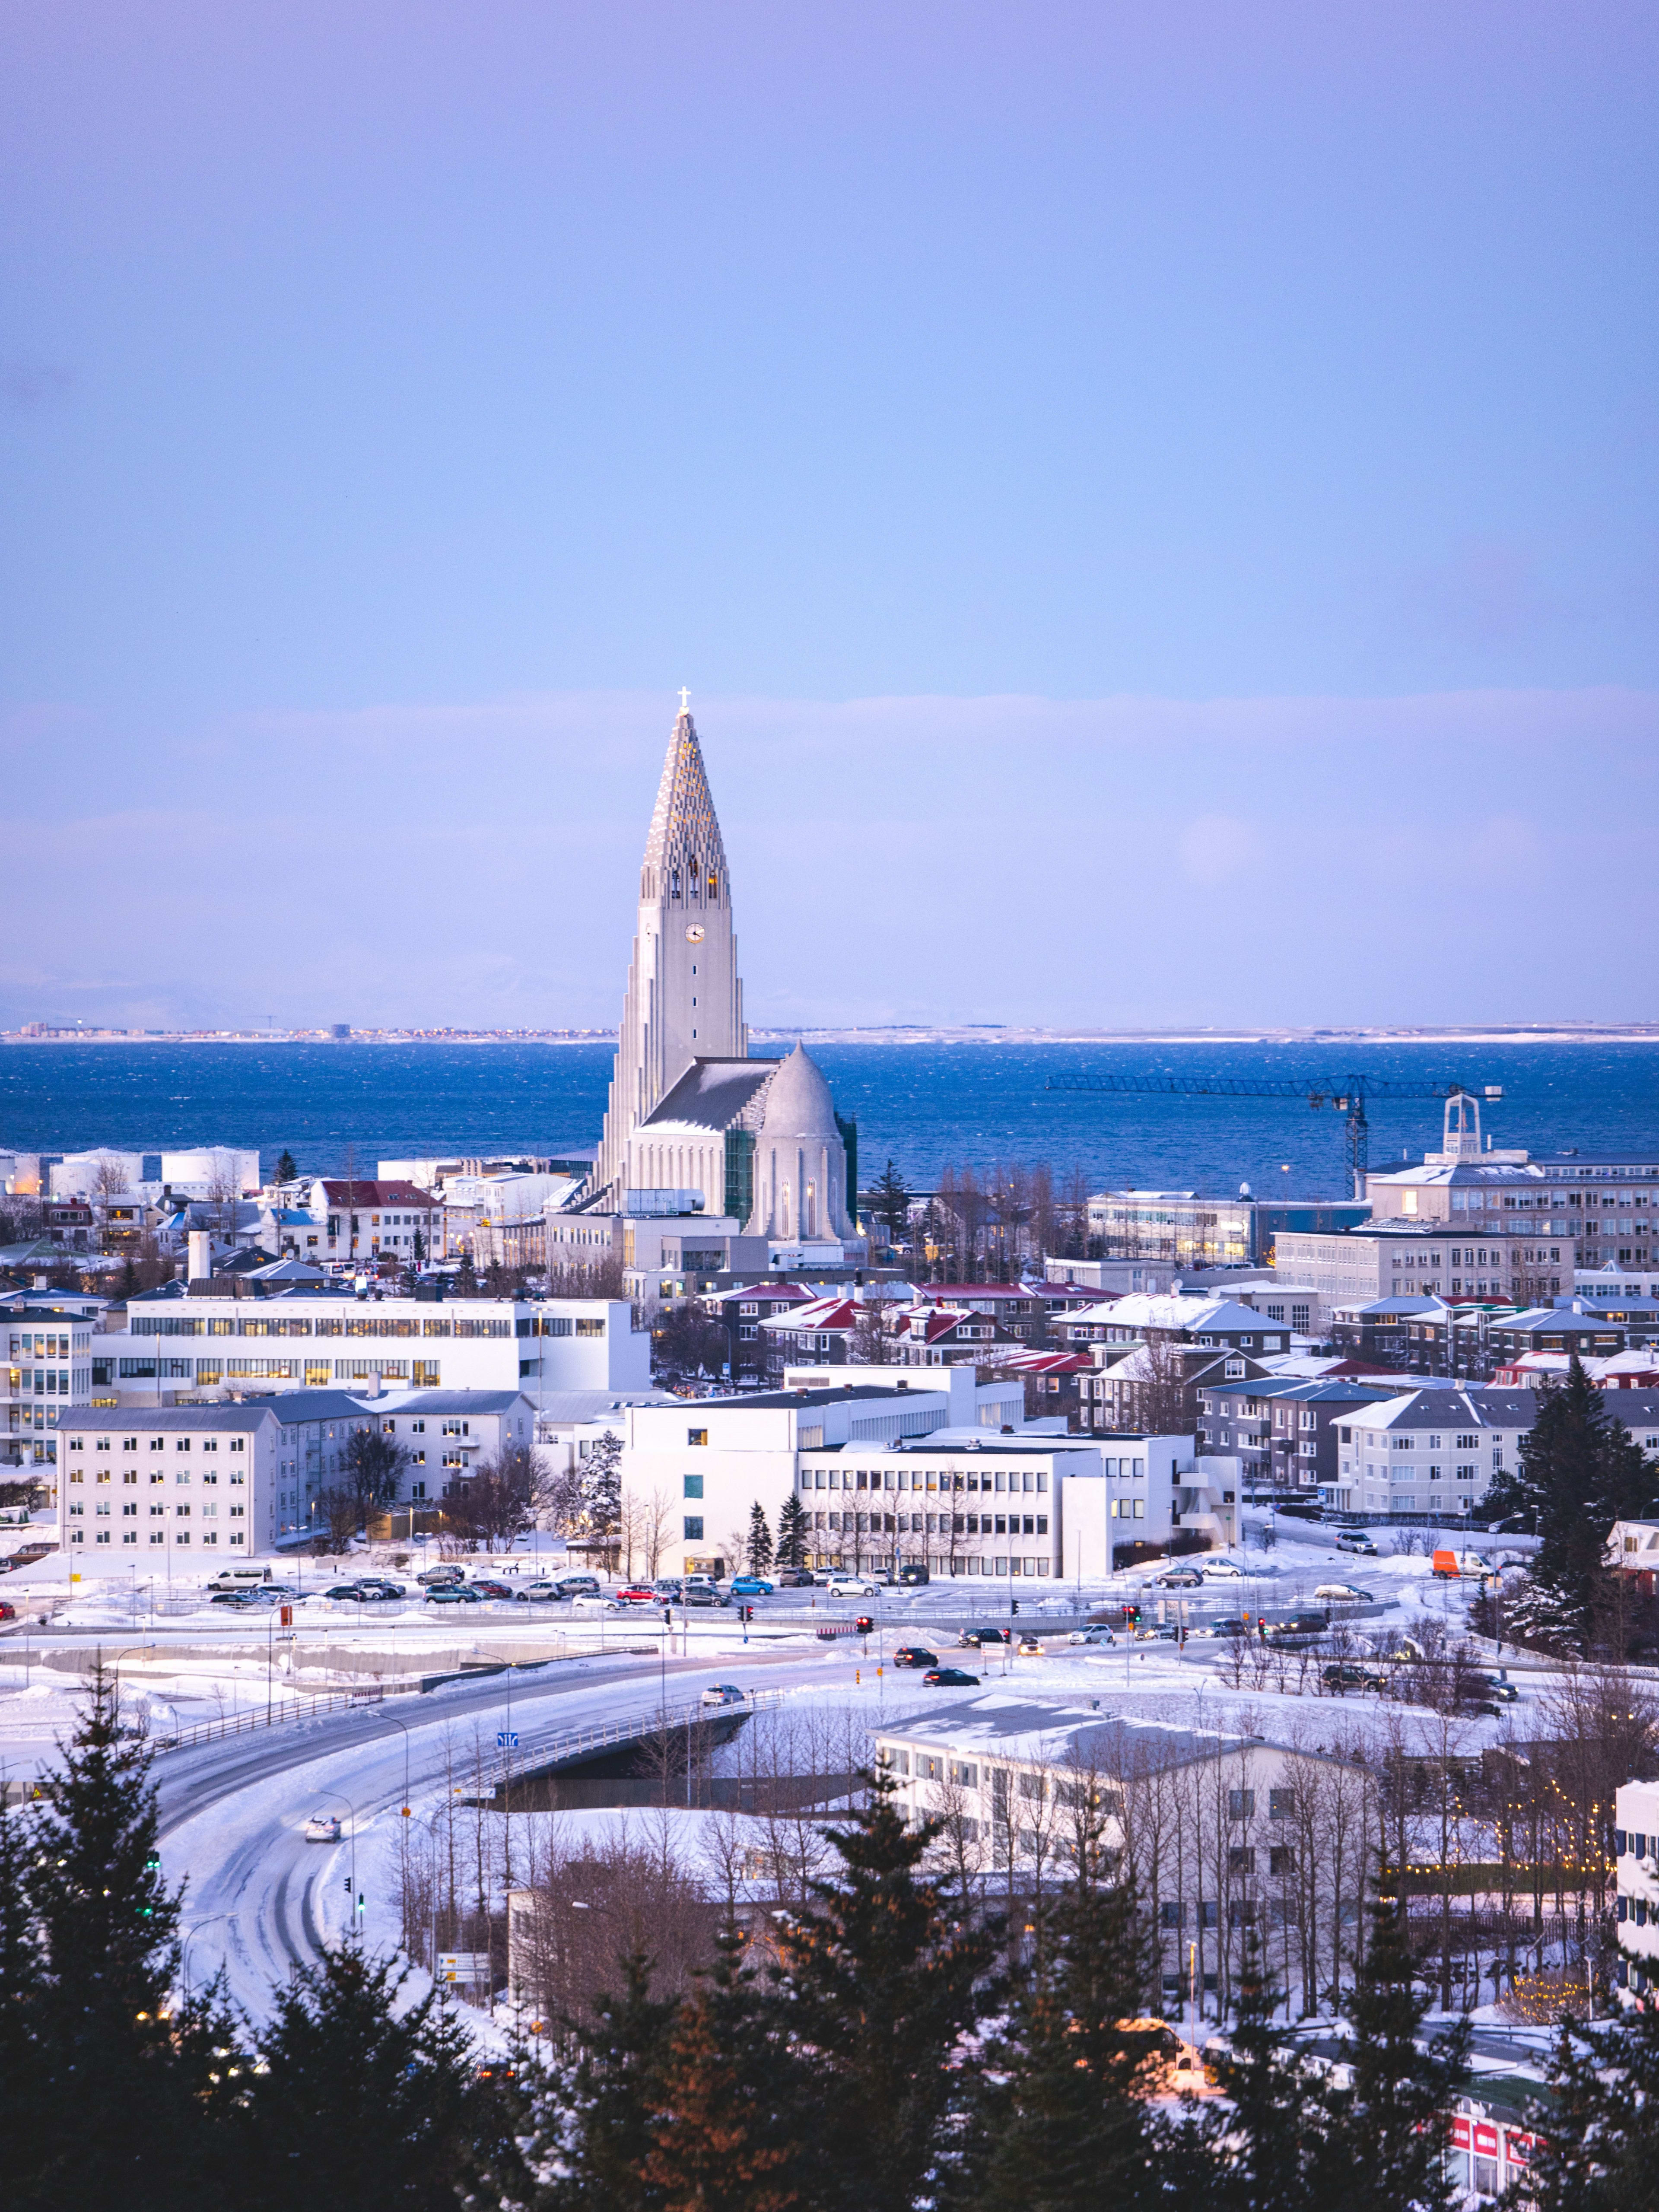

[3,1039,1656,1199]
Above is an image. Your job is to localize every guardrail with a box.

[483,1685,788,1787]
[154,1681,421,1754]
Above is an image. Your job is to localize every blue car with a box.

[728,1575,774,1597]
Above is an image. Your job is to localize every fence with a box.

[154,1681,421,1754]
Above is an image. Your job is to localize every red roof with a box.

[914,1283,1034,1303]
[318,1180,437,1208]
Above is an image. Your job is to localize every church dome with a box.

[758,1043,839,1139]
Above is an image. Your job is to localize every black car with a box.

[682,1587,731,1608]
[892,1646,938,1669]
[922,1666,979,1687]
[1322,1662,1386,1692]
[775,1568,815,1588]
[958,1626,1013,1646]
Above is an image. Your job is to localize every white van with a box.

[207,1568,269,1592]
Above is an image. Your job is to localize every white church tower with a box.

[589,703,747,1206]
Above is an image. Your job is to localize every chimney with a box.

[188,1230,213,1286]
[362,1369,382,1398]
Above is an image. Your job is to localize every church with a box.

[552,703,865,1297]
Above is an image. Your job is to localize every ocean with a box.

[3,1038,1658,1198]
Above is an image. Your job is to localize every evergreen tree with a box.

[1308,1880,1469,2212]
[641,1928,799,2212]
[274,1149,300,1185]
[1488,1359,1654,1638]
[1517,1997,1659,2212]
[456,1248,480,1296]
[1185,1944,1328,2212]
[582,1430,624,1555]
[975,1812,1175,2212]
[530,1952,682,2212]
[746,1501,775,1576]
[775,1772,995,2212]
[0,1793,47,2159]
[775,1493,810,1569]
[235,1943,516,2212]
[20,1660,226,2212]
[868,1161,912,1249]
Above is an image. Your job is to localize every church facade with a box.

[564,706,862,1292]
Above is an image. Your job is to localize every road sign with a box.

[436,1951,493,1984]
[497,1730,519,1749]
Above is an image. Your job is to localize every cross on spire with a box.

[678,686,690,713]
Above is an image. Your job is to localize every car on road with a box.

[1335,1533,1379,1556]
[922,1666,979,1686]
[1200,1559,1243,1577]
[681,1586,731,1608]
[826,1576,878,1598]
[892,1646,938,1669]
[613,1584,655,1603]
[652,1577,685,1598]
[1154,1569,1204,1589]
[1017,1636,1045,1656]
[1481,1672,1521,1703]
[1207,1617,1250,1637]
[302,1812,343,1843]
[958,1625,1013,1646]
[775,1567,814,1588]
[0,1599,17,1624]
[1322,1662,1386,1692]
[701,1683,747,1707]
[1315,1583,1372,1603]
[899,1564,930,1586]
[425,1584,484,1605]
[729,1575,775,1597]
[1068,1624,1116,1646]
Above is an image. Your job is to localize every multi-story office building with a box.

[91,1290,647,1403]
[1614,1779,1659,2004]
[1274,1220,1565,1312]
[1085,1191,1369,1269]
[2,1301,99,1481]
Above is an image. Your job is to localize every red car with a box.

[616,1586,656,1604]
[0,1599,16,1624]
[469,1579,515,1601]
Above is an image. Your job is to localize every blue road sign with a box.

[497,1730,519,1749]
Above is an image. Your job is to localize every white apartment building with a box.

[1614,1778,1659,2005]
[57,1402,281,1560]
[1059,1434,1239,1571]
[1274,1219,1566,1309]
[92,1291,647,1402]
[1328,1387,1536,1519]
[3,1302,99,1482]
[372,1389,535,1507]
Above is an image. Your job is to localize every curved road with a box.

[156,1646,843,2021]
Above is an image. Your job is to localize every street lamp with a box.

[181,1912,232,2006]
[313,1791,360,1928]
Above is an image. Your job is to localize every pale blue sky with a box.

[3,2,1656,1028]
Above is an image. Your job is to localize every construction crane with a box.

[1044,1073,1504,1198]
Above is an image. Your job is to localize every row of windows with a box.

[806,1510,1050,1537]
[133,1313,526,1340]
[798,1465,1050,1495]
[70,1529,245,1546]
[69,1471,244,1487]
[72,1434,246,1452]
[70,1501,245,1517]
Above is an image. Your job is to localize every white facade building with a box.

[3,1302,98,1482]
[1615,1778,1659,2005]
[1328,1387,1535,1518]
[57,1401,283,1560]
[92,1292,648,1402]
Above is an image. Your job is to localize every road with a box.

[154,1642,844,2023]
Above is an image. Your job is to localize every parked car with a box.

[682,1587,731,1608]
[351,1580,405,1602]
[209,1589,264,1608]
[729,1575,775,1597]
[826,1576,878,1598]
[425,1584,484,1605]
[1433,1549,1493,1581]
[922,1666,979,1686]
[1154,1569,1204,1589]
[775,1568,814,1588]
[556,1575,603,1597]
[519,1580,566,1602]
[652,1577,685,1597]
[417,1565,464,1586]
[616,1585,657,1604]
[302,1812,343,1843]
[892,1646,938,1669]
[701,1683,747,1707]
[322,1584,371,1601]
[1314,1583,1372,1603]
[1068,1624,1116,1646]
[570,1595,624,1614]
[1335,1532,1379,1556]
[470,1580,516,1601]
[1322,1662,1386,1692]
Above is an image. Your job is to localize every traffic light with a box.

[1011,1599,1020,1616]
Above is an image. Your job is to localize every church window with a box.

[671,868,681,899]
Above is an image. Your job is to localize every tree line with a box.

[3,1664,1655,2212]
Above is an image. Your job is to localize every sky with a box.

[2,0,1656,1031]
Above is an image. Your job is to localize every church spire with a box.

[588,701,747,1208]
[641,706,730,909]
